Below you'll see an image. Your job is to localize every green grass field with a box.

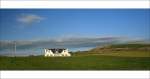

[0,51,150,70]
[0,44,150,70]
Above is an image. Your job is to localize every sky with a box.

[0,9,150,56]
[0,9,149,40]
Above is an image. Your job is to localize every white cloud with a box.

[17,14,44,25]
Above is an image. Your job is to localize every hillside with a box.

[73,44,150,57]
[91,44,150,51]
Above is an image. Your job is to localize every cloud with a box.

[1,36,149,56]
[0,36,130,50]
[17,14,44,25]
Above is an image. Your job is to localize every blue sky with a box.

[0,9,149,40]
[0,9,150,55]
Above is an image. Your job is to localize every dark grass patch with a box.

[0,55,150,70]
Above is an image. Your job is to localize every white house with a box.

[44,48,71,57]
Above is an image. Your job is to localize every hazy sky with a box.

[0,9,149,40]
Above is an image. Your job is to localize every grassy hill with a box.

[0,44,150,70]
[78,44,150,57]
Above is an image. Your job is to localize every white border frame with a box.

[1,71,150,78]
[0,0,150,79]
[0,1,150,8]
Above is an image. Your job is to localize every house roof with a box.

[46,48,67,53]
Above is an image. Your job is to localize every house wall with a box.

[44,49,71,57]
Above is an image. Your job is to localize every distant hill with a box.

[73,44,150,57]
[90,44,150,52]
